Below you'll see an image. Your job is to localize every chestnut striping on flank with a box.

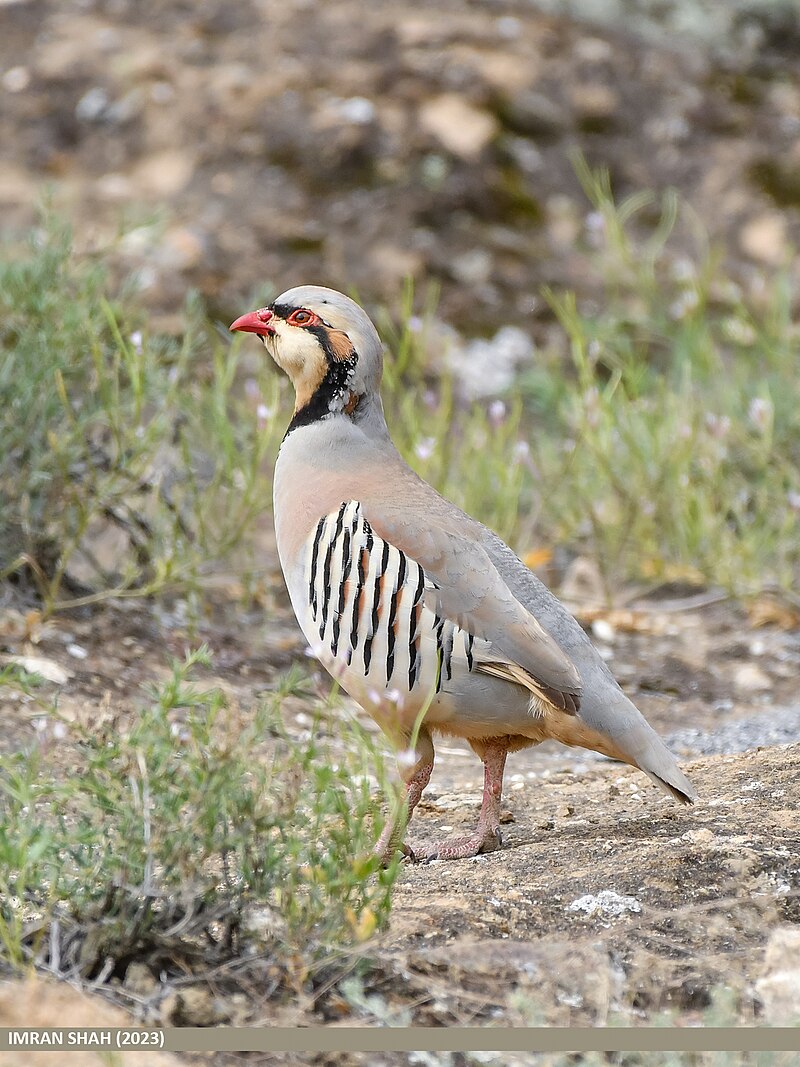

[305,500,481,695]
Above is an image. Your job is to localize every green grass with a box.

[0,217,283,614]
[0,649,398,988]
[2,187,797,613]
[380,165,800,598]
[529,0,798,50]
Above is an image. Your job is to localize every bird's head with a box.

[230,285,383,423]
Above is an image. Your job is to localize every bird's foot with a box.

[418,824,502,861]
[373,839,417,868]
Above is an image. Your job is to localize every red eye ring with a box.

[287,308,318,326]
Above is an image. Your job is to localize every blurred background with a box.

[3,0,800,603]
[2,0,799,332]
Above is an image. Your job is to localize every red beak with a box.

[229,308,276,336]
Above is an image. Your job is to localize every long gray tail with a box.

[611,713,696,804]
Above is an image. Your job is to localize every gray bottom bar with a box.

[165,1027,800,1053]
[1,1027,798,1054]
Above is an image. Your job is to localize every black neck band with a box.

[285,358,357,436]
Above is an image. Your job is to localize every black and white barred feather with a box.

[303,501,475,698]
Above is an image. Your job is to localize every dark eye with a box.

[289,309,312,325]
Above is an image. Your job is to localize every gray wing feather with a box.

[364,509,583,704]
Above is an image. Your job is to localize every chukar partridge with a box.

[231,286,695,862]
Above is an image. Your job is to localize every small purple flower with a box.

[585,211,605,243]
[257,403,274,428]
[397,748,418,770]
[705,413,731,440]
[488,400,507,428]
[748,397,773,434]
[669,290,699,320]
[414,437,436,461]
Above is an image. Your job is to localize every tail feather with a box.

[622,719,697,803]
[474,650,697,806]
[642,766,696,805]
[541,705,697,805]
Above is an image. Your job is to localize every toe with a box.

[375,840,418,866]
[414,826,502,861]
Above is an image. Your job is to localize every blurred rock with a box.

[96,172,135,200]
[156,226,206,271]
[241,904,288,942]
[3,654,72,684]
[570,83,619,125]
[732,663,772,693]
[1,0,799,336]
[0,163,39,204]
[496,90,569,137]
[449,324,534,399]
[560,557,606,608]
[450,248,492,286]
[419,94,499,160]
[2,66,30,93]
[739,213,788,265]
[591,618,616,644]
[681,828,715,845]
[328,96,377,125]
[0,979,180,1066]
[416,938,618,1023]
[666,707,800,756]
[132,150,195,197]
[366,242,423,285]
[161,986,231,1026]
[123,961,158,998]
[757,927,800,1024]
[75,86,109,123]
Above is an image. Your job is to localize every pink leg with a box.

[373,727,434,866]
[418,741,508,861]
[373,761,432,864]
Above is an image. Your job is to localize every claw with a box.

[375,839,417,867]
[399,842,418,863]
